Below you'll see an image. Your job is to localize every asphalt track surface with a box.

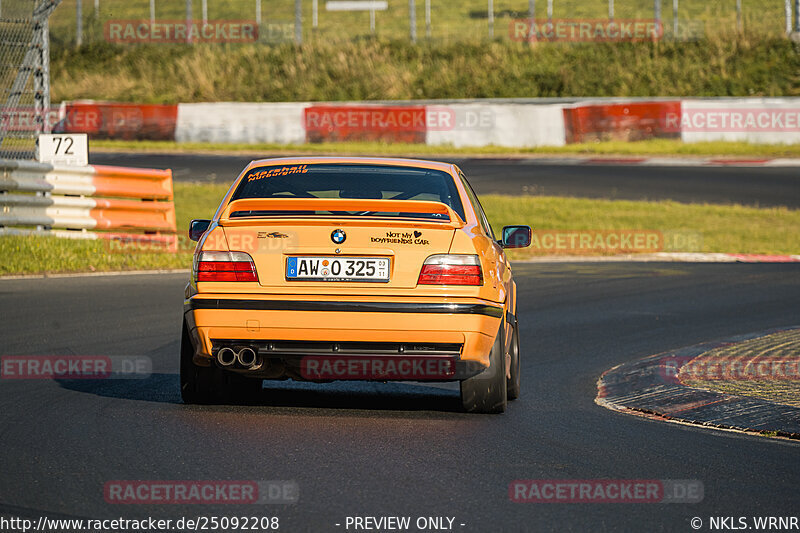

[91,152,800,208]
[1,263,799,531]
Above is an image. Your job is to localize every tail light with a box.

[195,251,258,282]
[418,254,483,286]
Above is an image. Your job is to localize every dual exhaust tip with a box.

[217,346,259,369]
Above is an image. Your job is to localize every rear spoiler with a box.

[218,198,465,227]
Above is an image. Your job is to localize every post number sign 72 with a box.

[37,133,89,167]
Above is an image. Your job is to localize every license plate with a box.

[286,256,390,282]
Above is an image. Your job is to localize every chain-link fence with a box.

[0,0,60,159]
[50,0,800,47]
[1,0,39,159]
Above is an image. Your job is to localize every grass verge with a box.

[484,195,800,259]
[90,139,800,158]
[52,36,799,103]
[2,184,798,275]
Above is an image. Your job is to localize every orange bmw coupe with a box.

[181,157,531,413]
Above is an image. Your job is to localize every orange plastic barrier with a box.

[92,165,174,200]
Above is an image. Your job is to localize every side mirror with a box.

[189,219,212,242]
[501,225,532,248]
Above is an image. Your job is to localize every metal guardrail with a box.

[0,158,175,240]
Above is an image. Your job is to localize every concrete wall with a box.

[57,98,800,147]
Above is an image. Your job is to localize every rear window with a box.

[230,163,465,221]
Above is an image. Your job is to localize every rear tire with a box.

[225,371,264,403]
[180,320,263,404]
[460,324,507,414]
[507,325,521,401]
[180,320,215,404]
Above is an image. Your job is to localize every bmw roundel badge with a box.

[331,229,346,244]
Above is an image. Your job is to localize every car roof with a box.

[244,156,457,174]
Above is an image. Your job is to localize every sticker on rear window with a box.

[248,165,309,181]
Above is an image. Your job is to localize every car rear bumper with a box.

[184,294,503,371]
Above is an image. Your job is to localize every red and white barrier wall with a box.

[562,100,682,143]
[56,101,178,140]
[56,98,800,147]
